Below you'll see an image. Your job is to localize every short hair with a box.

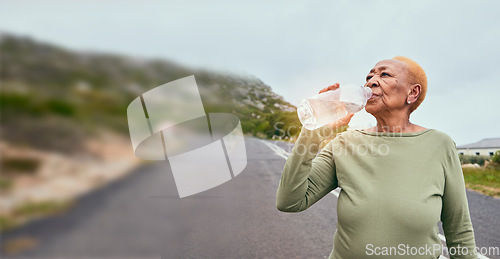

[392,56,427,112]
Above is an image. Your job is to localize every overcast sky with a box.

[1,0,499,145]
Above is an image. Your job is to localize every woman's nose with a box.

[366,78,379,88]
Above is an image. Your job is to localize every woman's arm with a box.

[441,142,477,258]
[277,83,351,213]
[276,126,339,212]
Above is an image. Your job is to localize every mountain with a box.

[0,33,301,153]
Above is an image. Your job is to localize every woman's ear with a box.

[407,84,421,105]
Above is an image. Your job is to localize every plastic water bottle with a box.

[297,84,373,130]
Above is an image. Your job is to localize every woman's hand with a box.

[319,83,355,130]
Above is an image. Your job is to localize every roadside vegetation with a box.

[461,151,500,197]
[0,201,73,231]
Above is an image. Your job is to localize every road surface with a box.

[1,137,499,258]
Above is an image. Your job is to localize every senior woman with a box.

[276,56,477,258]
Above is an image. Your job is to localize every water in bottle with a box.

[297,84,372,130]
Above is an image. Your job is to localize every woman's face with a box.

[364,59,411,116]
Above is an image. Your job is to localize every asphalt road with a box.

[1,137,499,258]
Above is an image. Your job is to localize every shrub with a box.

[44,99,75,116]
[489,151,500,169]
[492,151,500,164]
[459,154,489,166]
[240,121,256,134]
[1,157,40,174]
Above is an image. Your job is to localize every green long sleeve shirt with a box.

[276,127,477,258]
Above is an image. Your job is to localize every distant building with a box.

[457,138,500,156]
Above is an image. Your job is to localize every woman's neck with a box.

[367,110,425,133]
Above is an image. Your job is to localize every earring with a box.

[407,100,411,104]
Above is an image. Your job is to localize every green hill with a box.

[0,33,301,153]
